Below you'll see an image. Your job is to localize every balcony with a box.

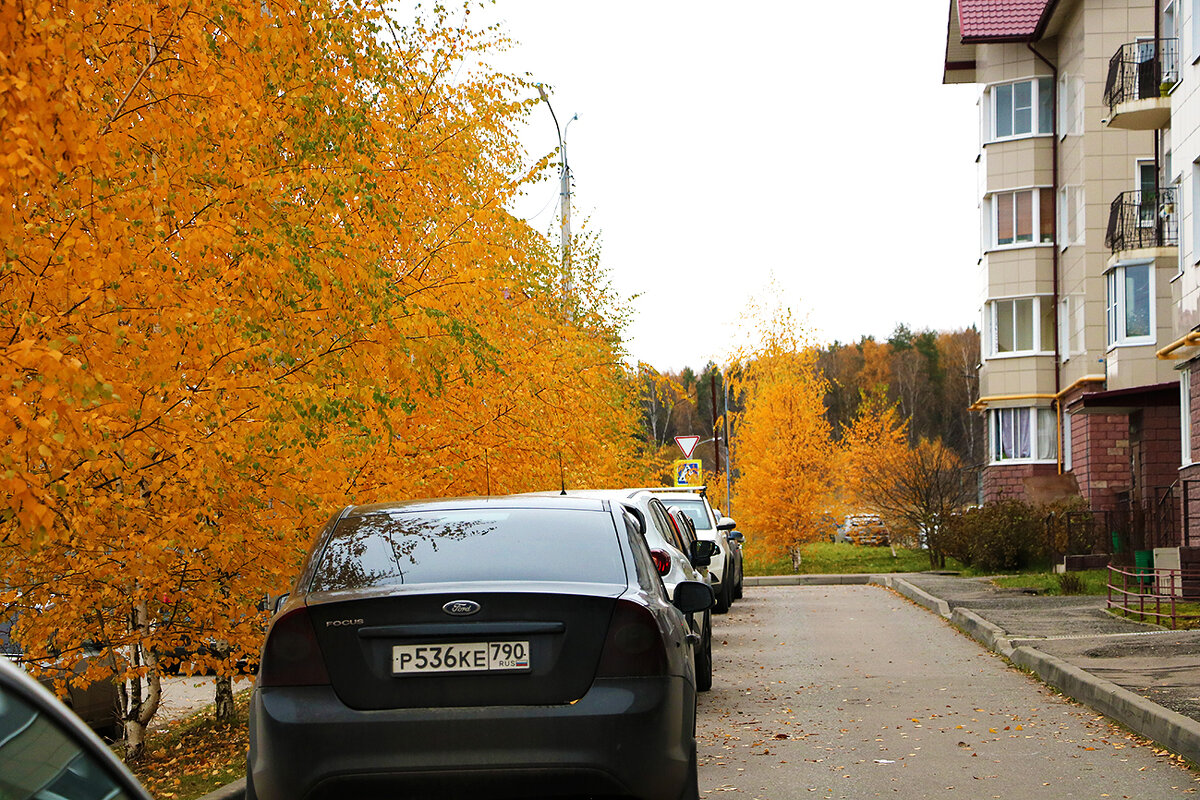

[1103,39,1178,130]
[1105,188,1178,257]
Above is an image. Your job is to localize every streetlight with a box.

[536,84,577,299]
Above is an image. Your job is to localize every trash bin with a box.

[1134,549,1154,586]
[1112,530,1122,554]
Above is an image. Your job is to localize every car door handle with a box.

[686,633,701,646]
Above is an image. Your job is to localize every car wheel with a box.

[714,571,733,614]
[695,611,712,692]
[733,565,744,600]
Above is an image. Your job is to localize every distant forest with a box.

[637,325,983,473]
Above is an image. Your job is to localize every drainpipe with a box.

[1029,42,1063,473]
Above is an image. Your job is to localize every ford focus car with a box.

[247,495,713,800]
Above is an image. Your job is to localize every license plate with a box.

[391,641,531,675]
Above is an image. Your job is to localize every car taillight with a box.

[258,607,331,687]
[650,549,672,576]
[596,600,668,678]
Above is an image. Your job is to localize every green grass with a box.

[744,540,957,576]
[989,569,1110,595]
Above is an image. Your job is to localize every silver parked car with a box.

[247,495,713,800]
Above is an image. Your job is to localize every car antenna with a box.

[558,451,567,495]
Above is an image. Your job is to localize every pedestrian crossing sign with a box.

[674,460,702,487]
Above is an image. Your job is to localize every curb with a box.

[883,577,1200,765]
[196,777,244,800]
[1008,645,1200,765]
[745,574,871,586]
[878,576,952,618]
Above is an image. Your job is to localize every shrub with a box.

[1057,571,1086,595]
[941,499,1049,572]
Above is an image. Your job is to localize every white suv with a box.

[639,488,739,614]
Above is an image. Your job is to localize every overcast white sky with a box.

[464,1,982,372]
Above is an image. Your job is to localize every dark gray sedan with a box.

[247,495,713,800]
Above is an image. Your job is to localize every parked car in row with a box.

[247,494,714,800]
[640,487,744,613]
[530,488,719,692]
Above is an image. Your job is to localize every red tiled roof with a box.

[958,0,1052,41]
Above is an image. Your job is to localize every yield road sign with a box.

[674,435,701,459]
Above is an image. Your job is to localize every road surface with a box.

[697,584,1199,798]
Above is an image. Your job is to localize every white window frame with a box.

[1063,409,1073,471]
[1106,259,1157,347]
[1183,368,1194,466]
[986,186,1055,250]
[987,77,1054,142]
[1059,295,1071,362]
[990,407,1057,463]
[1058,183,1086,250]
[986,295,1056,357]
[1193,0,1200,63]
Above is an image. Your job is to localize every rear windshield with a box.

[670,499,713,531]
[310,508,626,592]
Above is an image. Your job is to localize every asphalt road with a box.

[697,585,1200,799]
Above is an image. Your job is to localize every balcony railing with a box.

[1105,187,1178,253]
[1104,38,1179,113]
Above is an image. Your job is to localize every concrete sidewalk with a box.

[747,572,1200,765]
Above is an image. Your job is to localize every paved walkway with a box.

[748,572,1200,765]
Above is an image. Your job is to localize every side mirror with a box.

[717,516,736,531]
[672,580,715,615]
[728,531,744,543]
[0,658,153,799]
[273,593,291,614]
[689,539,718,567]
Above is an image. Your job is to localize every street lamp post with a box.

[536,85,577,299]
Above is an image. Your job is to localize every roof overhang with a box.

[1065,383,1179,415]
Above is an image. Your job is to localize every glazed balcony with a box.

[1103,38,1178,130]
[1105,188,1178,256]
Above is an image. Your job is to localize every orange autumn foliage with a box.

[1,0,647,752]
[730,307,836,566]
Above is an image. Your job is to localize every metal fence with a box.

[1107,565,1200,628]
[1104,38,1179,112]
[1105,187,1178,253]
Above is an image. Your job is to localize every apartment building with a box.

[944,0,1189,549]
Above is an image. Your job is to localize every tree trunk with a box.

[789,546,802,573]
[123,603,162,762]
[214,674,235,721]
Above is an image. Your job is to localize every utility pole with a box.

[536,85,576,299]
[710,374,721,474]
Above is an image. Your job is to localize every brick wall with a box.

[981,462,1060,503]
[1135,405,1181,507]
[1068,411,1129,511]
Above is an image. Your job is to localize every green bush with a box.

[1057,571,1086,594]
[941,499,1048,572]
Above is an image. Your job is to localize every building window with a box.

[1105,261,1155,346]
[1058,184,1085,248]
[991,407,1057,462]
[1183,368,1194,466]
[1193,160,1200,266]
[1058,73,1084,137]
[987,296,1055,356]
[989,78,1053,141]
[989,188,1055,248]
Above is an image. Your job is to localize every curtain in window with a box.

[1016,408,1032,457]
[1039,188,1055,242]
[997,194,1014,244]
[1036,409,1056,460]
[1015,191,1033,242]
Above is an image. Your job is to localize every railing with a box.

[1107,565,1200,629]
[1105,187,1178,253]
[1104,38,1180,113]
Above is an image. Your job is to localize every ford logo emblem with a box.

[443,600,481,617]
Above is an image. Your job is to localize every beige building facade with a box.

[946,0,1185,542]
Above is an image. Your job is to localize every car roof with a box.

[343,495,609,518]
